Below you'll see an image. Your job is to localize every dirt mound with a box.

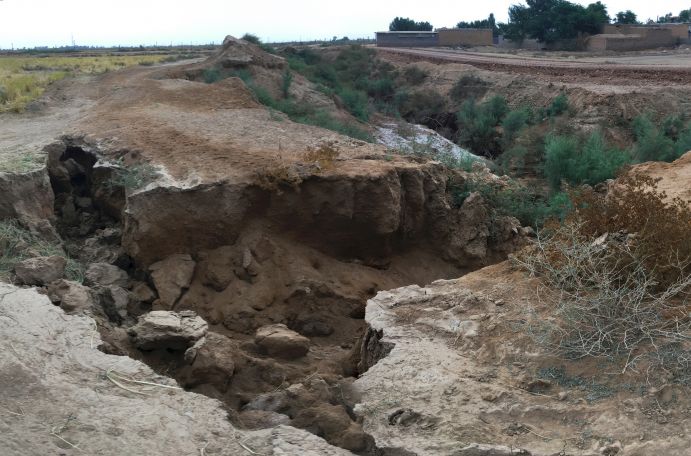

[212,35,287,69]
[628,151,691,205]
[69,63,373,184]
[355,262,691,455]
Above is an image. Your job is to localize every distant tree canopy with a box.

[503,0,610,44]
[656,9,691,23]
[389,17,434,32]
[456,13,496,30]
[614,10,639,24]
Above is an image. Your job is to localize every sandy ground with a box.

[378,47,691,86]
[0,76,96,172]
[355,262,691,455]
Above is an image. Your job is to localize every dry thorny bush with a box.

[253,142,340,193]
[514,174,691,383]
[302,141,339,172]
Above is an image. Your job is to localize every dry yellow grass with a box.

[0,54,170,112]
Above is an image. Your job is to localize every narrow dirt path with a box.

[0,75,98,171]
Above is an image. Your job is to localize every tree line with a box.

[389,1,691,44]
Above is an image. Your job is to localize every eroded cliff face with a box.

[121,158,524,269]
[0,38,531,455]
[36,134,527,454]
[354,262,691,456]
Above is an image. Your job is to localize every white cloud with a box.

[0,0,688,48]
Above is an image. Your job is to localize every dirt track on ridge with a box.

[378,47,691,86]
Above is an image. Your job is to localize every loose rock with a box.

[129,310,208,350]
[255,324,310,359]
[46,279,93,313]
[14,255,66,286]
[180,332,236,391]
[84,262,129,288]
[149,254,196,309]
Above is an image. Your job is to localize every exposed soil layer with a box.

[379,48,691,86]
[44,129,525,453]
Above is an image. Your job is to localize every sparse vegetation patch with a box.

[0,219,82,282]
[516,175,691,382]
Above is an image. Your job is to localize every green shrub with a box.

[241,33,262,45]
[247,82,371,142]
[456,96,509,157]
[313,63,339,86]
[543,132,631,189]
[338,88,369,121]
[484,95,509,120]
[298,111,372,142]
[281,69,293,99]
[661,114,685,140]
[544,93,569,117]
[497,144,529,174]
[366,78,395,101]
[449,74,489,102]
[501,107,533,145]
[402,66,428,84]
[675,126,691,156]
[229,68,252,83]
[450,177,572,228]
[202,67,223,84]
[395,89,447,125]
[334,46,376,82]
[632,114,679,162]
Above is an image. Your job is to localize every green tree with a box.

[457,13,499,36]
[241,33,261,45]
[615,10,639,24]
[503,0,609,44]
[680,9,691,22]
[389,17,433,31]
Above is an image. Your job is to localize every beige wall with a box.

[603,24,688,42]
[587,28,677,51]
[660,23,690,40]
[437,29,493,47]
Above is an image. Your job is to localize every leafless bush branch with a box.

[514,223,691,379]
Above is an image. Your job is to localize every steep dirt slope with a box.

[629,151,691,204]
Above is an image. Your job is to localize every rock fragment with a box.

[255,324,310,359]
[45,279,93,313]
[149,254,195,309]
[14,255,66,286]
[129,310,208,350]
[84,262,129,288]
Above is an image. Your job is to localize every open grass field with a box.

[0,54,178,112]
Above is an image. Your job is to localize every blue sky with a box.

[0,0,688,49]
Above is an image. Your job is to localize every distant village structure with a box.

[375,29,493,48]
[376,23,690,51]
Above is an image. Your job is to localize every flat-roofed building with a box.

[375,31,439,47]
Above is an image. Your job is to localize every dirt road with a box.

[378,47,691,86]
